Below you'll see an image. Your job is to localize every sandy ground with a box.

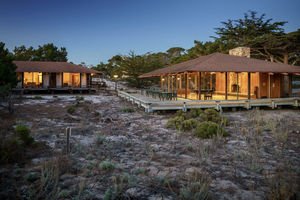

[0,92,300,199]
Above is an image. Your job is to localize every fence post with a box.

[146,103,152,112]
[271,100,275,109]
[182,102,187,112]
[66,127,71,155]
[294,99,299,107]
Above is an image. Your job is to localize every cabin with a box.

[139,47,300,100]
[13,61,102,93]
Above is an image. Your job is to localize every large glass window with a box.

[63,73,80,88]
[23,72,43,88]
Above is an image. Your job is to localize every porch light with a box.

[162,78,165,81]
[177,77,180,80]
[210,72,215,74]
[113,74,118,78]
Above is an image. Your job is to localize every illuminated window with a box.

[23,72,42,88]
[63,73,80,88]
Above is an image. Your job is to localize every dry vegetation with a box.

[0,93,299,200]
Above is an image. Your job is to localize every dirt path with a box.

[0,93,299,199]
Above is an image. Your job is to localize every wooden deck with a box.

[118,91,299,112]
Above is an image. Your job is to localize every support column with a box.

[80,73,82,88]
[236,73,239,100]
[168,75,170,92]
[268,73,271,98]
[225,72,228,100]
[289,73,293,97]
[248,72,251,99]
[22,72,24,88]
[185,73,188,99]
[61,73,64,88]
[198,72,201,100]
[259,73,261,99]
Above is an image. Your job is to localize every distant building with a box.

[14,61,102,89]
[140,47,300,100]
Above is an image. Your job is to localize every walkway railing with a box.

[118,91,299,113]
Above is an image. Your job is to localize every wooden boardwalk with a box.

[118,91,300,112]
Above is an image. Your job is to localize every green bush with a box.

[188,108,204,118]
[67,105,76,114]
[182,119,198,131]
[194,121,229,139]
[99,160,116,171]
[34,95,42,99]
[203,109,220,122]
[76,96,84,101]
[221,116,230,126]
[166,116,185,130]
[15,124,34,146]
[175,110,186,117]
[0,137,23,164]
[121,108,134,113]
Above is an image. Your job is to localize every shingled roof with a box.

[13,61,102,74]
[139,53,300,77]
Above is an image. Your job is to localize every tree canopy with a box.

[0,42,18,113]
[14,43,68,61]
[0,42,18,91]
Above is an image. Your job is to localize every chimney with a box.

[229,47,250,58]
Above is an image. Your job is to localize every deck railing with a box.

[118,91,299,112]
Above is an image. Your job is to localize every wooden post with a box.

[185,73,188,99]
[268,73,271,98]
[61,73,63,88]
[66,127,71,155]
[22,72,24,88]
[198,72,201,100]
[225,72,228,100]
[236,73,239,100]
[259,73,261,99]
[248,72,251,99]
[289,73,293,97]
[167,75,170,92]
[80,73,82,88]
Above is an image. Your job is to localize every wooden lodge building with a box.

[140,47,300,100]
[13,61,102,93]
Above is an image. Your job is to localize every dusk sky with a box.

[1,0,299,66]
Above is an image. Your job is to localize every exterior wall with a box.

[81,73,87,87]
[215,72,225,92]
[260,73,269,98]
[56,73,62,88]
[270,74,281,98]
[42,73,49,88]
[16,72,23,88]
[250,73,259,99]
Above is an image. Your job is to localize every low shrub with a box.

[166,116,185,130]
[15,124,34,146]
[194,121,229,139]
[99,160,116,171]
[221,116,230,126]
[76,96,84,101]
[67,105,76,114]
[182,119,198,131]
[121,108,134,113]
[34,95,42,99]
[188,108,204,118]
[0,137,24,164]
[167,108,230,137]
[203,109,220,123]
